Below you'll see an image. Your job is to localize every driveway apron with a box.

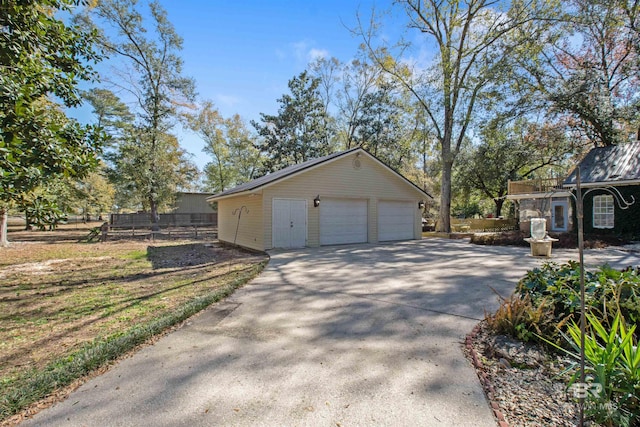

[21,239,640,426]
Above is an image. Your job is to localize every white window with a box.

[593,195,614,229]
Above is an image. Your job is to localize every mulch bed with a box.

[466,321,581,427]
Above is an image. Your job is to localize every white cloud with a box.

[216,94,242,107]
[285,40,330,64]
[292,40,310,62]
[308,48,329,61]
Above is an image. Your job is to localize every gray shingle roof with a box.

[207,147,432,200]
[564,142,640,186]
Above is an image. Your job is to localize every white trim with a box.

[563,179,640,189]
[592,194,615,229]
[550,200,569,232]
[207,190,261,202]
[507,191,572,201]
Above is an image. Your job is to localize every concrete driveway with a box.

[22,239,640,427]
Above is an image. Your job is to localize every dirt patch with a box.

[0,257,112,278]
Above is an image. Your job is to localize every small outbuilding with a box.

[563,142,640,236]
[207,147,432,251]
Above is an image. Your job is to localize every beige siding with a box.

[174,193,216,214]
[217,195,264,251]
[262,151,425,248]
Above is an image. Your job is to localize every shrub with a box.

[486,262,640,425]
[513,262,640,344]
[484,293,556,342]
[542,312,640,427]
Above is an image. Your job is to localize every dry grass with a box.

[0,224,267,386]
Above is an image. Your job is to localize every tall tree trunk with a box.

[0,206,9,247]
[438,159,453,232]
[149,197,160,231]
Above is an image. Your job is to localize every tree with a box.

[85,0,196,228]
[252,71,335,173]
[350,81,416,171]
[108,129,198,213]
[224,114,263,188]
[309,52,384,150]
[0,0,102,246]
[311,52,431,186]
[82,88,134,142]
[358,0,555,232]
[513,0,639,147]
[72,167,116,220]
[456,119,576,217]
[187,103,262,193]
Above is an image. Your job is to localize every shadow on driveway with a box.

[21,239,640,427]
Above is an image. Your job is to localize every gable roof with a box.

[207,147,433,201]
[564,142,640,187]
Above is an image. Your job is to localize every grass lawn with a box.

[0,223,267,423]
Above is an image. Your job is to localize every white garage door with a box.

[378,200,415,242]
[320,199,368,245]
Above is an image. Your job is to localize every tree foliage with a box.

[513,0,639,147]
[82,88,134,142]
[310,53,431,182]
[358,0,556,231]
[0,0,103,246]
[252,71,334,173]
[108,129,198,212]
[187,102,262,193]
[456,119,577,217]
[84,0,196,225]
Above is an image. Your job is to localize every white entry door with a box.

[272,199,307,248]
[551,200,568,232]
[378,200,415,241]
[320,199,368,245]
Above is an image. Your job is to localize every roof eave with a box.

[563,179,640,189]
[208,147,433,201]
[206,189,261,202]
[507,191,572,201]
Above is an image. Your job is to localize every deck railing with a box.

[507,178,566,195]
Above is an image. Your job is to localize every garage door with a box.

[378,200,415,242]
[320,199,368,245]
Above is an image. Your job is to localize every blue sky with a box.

[73,1,406,170]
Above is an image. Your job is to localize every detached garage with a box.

[207,147,432,251]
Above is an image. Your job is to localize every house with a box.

[506,178,573,233]
[563,142,640,236]
[206,147,432,251]
[507,142,640,236]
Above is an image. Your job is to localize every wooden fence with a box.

[110,212,217,228]
[450,218,517,232]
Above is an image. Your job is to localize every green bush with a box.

[513,261,640,344]
[486,262,640,425]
